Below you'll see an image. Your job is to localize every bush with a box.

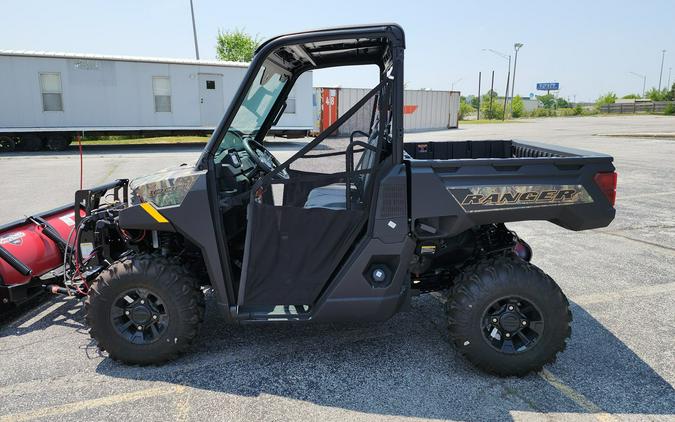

[574,104,583,115]
[511,95,525,118]
[664,103,675,115]
[480,90,505,120]
[646,87,669,102]
[557,108,576,116]
[459,100,475,120]
[595,92,617,109]
[528,108,553,118]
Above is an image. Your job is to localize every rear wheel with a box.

[0,136,16,152]
[85,254,205,364]
[20,134,43,151]
[45,135,70,151]
[446,255,571,376]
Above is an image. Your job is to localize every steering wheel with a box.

[242,138,289,179]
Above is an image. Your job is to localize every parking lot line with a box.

[575,281,675,305]
[539,369,617,422]
[0,385,184,422]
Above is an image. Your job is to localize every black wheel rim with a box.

[481,296,544,354]
[111,288,169,345]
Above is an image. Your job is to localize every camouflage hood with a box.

[129,164,206,208]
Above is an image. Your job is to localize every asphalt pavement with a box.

[0,115,674,421]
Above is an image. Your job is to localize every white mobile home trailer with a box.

[0,51,313,151]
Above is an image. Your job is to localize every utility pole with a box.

[630,72,646,97]
[477,72,482,120]
[489,70,495,119]
[511,43,524,115]
[503,67,510,120]
[189,0,200,60]
[668,67,672,89]
[483,49,511,119]
[658,49,666,90]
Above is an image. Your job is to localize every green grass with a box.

[78,136,209,146]
[460,119,523,125]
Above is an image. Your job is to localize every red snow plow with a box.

[0,180,127,308]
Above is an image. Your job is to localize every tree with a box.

[556,97,570,108]
[537,94,556,109]
[216,29,260,62]
[595,92,617,108]
[511,95,525,118]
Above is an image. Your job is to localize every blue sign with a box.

[537,82,559,91]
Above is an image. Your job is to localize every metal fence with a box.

[599,101,674,114]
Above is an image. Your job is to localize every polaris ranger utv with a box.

[0,24,617,376]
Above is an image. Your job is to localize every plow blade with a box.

[0,180,128,307]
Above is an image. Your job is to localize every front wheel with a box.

[85,254,205,365]
[446,255,571,377]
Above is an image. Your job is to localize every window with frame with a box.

[284,96,296,114]
[39,72,63,111]
[152,76,172,112]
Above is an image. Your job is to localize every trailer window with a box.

[152,77,172,112]
[284,96,296,114]
[39,72,63,111]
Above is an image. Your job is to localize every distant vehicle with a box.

[0,51,313,151]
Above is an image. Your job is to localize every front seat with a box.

[304,183,350,210]
[303,127,380,210]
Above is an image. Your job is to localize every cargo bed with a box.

[405,140,617,239]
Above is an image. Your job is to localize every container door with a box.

[199,73,224,127]
[320,88,338,132]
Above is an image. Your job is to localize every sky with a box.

[2,0,674,101]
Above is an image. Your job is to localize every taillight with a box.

[594,172,617,206]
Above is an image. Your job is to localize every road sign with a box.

[537,82,559,91]
[529,93,535,99]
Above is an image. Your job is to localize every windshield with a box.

[215,62,288,157]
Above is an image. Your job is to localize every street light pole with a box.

[189,0,200,60]
[630,72,646,97]
[510,43,523,116]
[668,67,672,89]
[658,49,666,90]
[451,78,463,91]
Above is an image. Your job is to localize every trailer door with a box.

[198,73,224,127]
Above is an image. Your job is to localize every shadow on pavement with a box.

[0,295,85,337]
[92,295,675,420]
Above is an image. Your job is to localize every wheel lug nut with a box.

[505,333,511,338]
[153,315,158,320]
[522,320,527,325]
[125,311,130,315]
[137,326,143,330]
[508,305,514,311]
[492,318,498,323]
[140,300,145,304]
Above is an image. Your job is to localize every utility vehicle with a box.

[0,24,616,376]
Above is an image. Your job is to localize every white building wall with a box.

[324,87,460,134]
[0,53,313,131]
